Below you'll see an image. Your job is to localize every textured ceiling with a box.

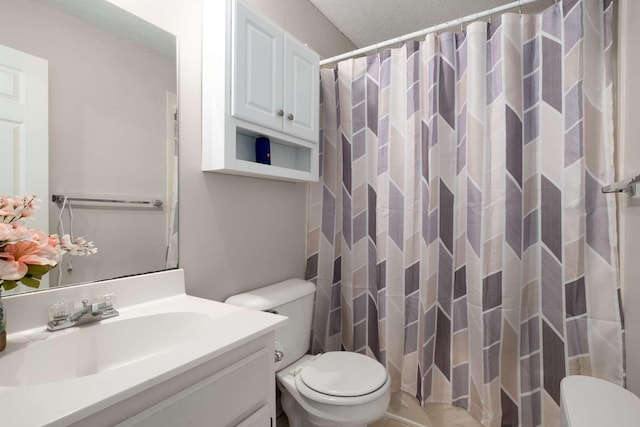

[39,0,176,61]
[308,0,548,48]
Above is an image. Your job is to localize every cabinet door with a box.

[233,1,284,132]
[116,349,270,427]
[236,405,270,427]
[283,35,319,143]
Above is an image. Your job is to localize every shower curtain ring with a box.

[518,0,522,14]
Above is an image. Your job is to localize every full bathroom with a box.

[0,0,637,426]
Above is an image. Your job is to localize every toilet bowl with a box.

[277,353,391,427]
[561,375,640,427]
[225,279,390,427]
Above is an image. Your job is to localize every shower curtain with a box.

[305,0,623,426]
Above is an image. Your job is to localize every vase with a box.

[0,292,5,352]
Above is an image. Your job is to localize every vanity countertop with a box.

[0,270,287,426]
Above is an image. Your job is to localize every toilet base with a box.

[279,382,370,427]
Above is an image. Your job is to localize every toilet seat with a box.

[293,352,390,406]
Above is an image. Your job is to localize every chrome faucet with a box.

[47,294,119,331]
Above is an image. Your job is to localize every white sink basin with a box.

[0,312,214,387]
[0,270,287,427]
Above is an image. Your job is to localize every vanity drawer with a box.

[118,348,271,427]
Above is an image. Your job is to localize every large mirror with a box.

[0,0,178,295]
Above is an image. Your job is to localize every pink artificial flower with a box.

[29,229,63,264]
[14,195,38,218]
[0,201,17,220]
[59,234,98,256]
[18,208,33,218]
[0,223,15,241]
[0,195,98,288]
[0,195,38,222]
[0,257,24,281]
[0,221,32,243]
[48,235,60,249]
[0,230,61,281]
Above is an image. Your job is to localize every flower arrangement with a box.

[0,195,97,291]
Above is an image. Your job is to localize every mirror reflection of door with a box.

[0,44,49,294]
[165,91,178,269]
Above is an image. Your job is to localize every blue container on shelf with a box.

[255,136,271,165]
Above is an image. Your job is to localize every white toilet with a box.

[560,375,640,427]
[225,278,391,427]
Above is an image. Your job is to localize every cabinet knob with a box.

[277,109,284,117]
[287,113,294,121]
[275,350,284,363]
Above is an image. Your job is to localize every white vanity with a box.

[0,270,286,426]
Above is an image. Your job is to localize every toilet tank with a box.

[225,278,316,370]
[561,376,640,427]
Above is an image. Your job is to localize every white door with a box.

[233,1,284,132]
[0,44,49,292]
[283,35,319,143]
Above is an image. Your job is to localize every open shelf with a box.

[235,129,311,173]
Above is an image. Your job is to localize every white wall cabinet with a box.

[232,2,283,134]
[233,1,319,143]
[282,35,321,142]
[203,0,320,182]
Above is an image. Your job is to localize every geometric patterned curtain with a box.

[305,1,623,426]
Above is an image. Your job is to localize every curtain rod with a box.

[320,0,545,66]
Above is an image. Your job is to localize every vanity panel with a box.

[69,334,276,427]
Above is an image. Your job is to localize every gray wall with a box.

[105,0,355,301]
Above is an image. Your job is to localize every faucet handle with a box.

[98,293,118,318]
[95,293,116,312]
[48,300,73,323]
[102,293,116,310]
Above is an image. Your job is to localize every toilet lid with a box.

[299,352,388,397]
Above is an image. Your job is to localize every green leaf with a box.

[26,264,54,279]
[20,276,41,289]
[2,280,18,291]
